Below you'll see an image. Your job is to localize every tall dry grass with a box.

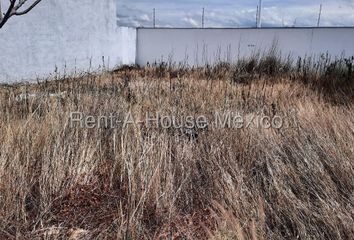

[0,57,353,239]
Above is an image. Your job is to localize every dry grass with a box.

[0,59,353,239]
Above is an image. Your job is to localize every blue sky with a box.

[117,0,354,27]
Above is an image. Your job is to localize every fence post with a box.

[202,7,205,28]
[317,4,322,27]
[153,8,156,28]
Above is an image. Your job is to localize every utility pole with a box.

[317,4,322,27]
[202,7,205,28]
[153,8,156,28]
[257,0,262,28]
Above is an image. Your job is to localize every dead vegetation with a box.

[0,55,353,239]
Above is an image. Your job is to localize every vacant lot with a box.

[0,58,353,239]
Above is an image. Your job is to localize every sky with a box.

[117,0,354,28]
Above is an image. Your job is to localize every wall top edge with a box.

[137,26,354,30]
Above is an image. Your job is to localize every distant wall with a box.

[136,28,354,66]
[0,0,136,83]
[2,7,354,84]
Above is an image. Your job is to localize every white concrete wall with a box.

[118,27,137,65]
[136,28,354,66]
[2,6,353,84]
[0,0,136,83]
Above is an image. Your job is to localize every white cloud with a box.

[183,16,200,27]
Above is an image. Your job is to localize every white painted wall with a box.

[1,4,353,84]
[136,28,354,66]
[0,0,136,83]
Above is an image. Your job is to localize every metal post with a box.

[256,5,259,27]
[202,7,205,28]
[153,8,156,28]
[257,0,262,28]
[317,4,322,27]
